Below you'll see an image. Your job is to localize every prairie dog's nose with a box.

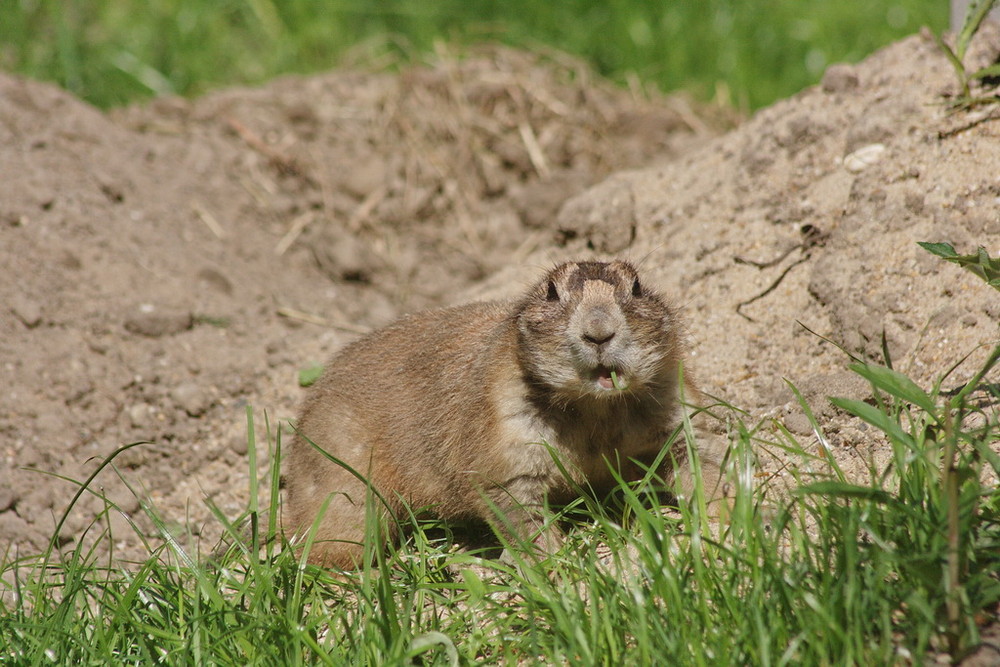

[582,313,617,348]
[576,279,624,349]
[583,329,615,347]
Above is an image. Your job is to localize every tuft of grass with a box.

[932,0,1000,109]
[0,0,946,110]
[3,348,999,663]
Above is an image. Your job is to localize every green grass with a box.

[2,343,998,664]
[932,0,1000,108]
[1,0,946,110]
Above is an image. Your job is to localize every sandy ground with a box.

[1,26,998,573]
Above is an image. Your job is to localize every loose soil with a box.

[1,26,998,582]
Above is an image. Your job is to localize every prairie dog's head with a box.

[516,260,681,399]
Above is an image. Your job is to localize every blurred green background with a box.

[0,0,946,110]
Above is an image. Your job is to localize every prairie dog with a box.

[283,260,727,568]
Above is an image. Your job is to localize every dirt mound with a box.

[2,25,999,561]
[0,47,723,556]
[549,25,1000,481]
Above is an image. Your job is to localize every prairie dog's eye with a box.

[546,280,560,302]
[631,278,643,298]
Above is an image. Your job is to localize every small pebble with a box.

[0,486,17,513]
[0,513,31,545]
[230,436,249,456]
[124,307,193,337]
[821,63,859,93]
[171,382,212,417]
[127,403,155,429]
[10,295,42,328]
[783,413,814,437]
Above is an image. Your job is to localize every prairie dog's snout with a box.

[571,280,631,388]
[519,261,670,395]
[575,282,625,345]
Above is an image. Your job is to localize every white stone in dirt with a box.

[842,143,886,173]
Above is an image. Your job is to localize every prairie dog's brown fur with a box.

[283,260,727,568]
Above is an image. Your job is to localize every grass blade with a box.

[918,242,1000,288]
[969,62,1000,82]
[931,32,971,96]
[956,0,999,60]
[847,362,938,415]
[829,397,916,449]
[795,480,894,504]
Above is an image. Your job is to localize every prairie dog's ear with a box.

[546,279,560,302]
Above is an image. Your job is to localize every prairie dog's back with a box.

[298,299,513,437]
[283,300,518,560]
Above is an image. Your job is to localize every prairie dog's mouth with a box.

[593,365,627,391]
